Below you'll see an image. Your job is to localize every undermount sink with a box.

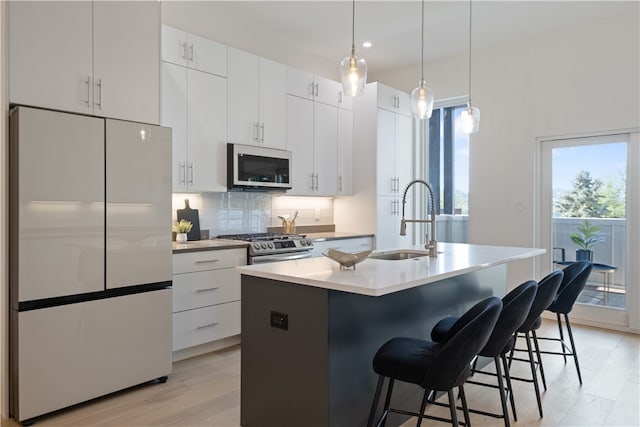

[369,250,430,261]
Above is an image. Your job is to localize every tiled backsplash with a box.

[172,193,334,236]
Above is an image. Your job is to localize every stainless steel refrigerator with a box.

[9,106,173,423]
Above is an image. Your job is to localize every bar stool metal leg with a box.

[494,356,511,427]
[525,332,544,417]
[368,376,385,427]
[416,389,430,427]
[564,313,583,385]
[531,330,547,391]
[447,389,459,427]
[557,312,567,363]
[501,354,517,422]
[380,378,395,427]
[459,385,471,427]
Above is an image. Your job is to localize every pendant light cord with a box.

[351,0,356,52]
[420,0,425,81]
[468,0,472,103]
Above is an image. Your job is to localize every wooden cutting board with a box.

[177,199,201,241]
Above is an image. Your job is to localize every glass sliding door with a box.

[539,132,639,330]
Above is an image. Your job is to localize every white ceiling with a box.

[161,1,638,81]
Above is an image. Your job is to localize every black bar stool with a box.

[366,297,502,427]
[430,280,538,427]
[537,261,593,385]
[508,270,563,418]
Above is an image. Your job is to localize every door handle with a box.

[179,161,186,185]
[95,79,102,109]
[84,76,91,106]
[187,163,194,185]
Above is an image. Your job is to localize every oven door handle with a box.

[251,252,313,264]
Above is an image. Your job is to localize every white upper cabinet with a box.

[92,1,160,124]
[287,67,341,107]
[286,95,315,195]
[337,108,354,195]
[161,62,227,192]
[287,68,315,100]
[161,25,227,77]
[228,48,286,149]
[9,2,93,115]
[314,76,341,107]
[286,95,339,196]
[258,58,287,149]
[9,1,160,125]
[377,83,411,116]
[313,102,339,194]
[338,89,354,111]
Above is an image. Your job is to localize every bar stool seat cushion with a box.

[373,338,444,386]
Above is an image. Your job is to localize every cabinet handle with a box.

[84,76,91,106]
[254,122,260,143]
[338,175,343,193]
[314,82,319,97]
[189,43,194,61]
[181,42,187,60]
[196,322,219,330]
[339,91,343,104]
[95,79,102,109]
[260,123,265,143]
[194,259,219,264]
[396,96,400,109]
[196,286,220,292]
[315,173,319,191]
[179,161,186,185]
[309,83,314,98]
[187,163,194,185]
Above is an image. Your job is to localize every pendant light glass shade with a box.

[462,0,480,134]
[411,80,434,120]
[411,0,434,119]
[461,103,480,134]
[340,48,367,96]
[340,0,367,96]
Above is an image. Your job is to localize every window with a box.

[426,102,469,215]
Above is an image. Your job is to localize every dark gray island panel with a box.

[241,264,507,427]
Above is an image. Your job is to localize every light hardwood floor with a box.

[3,320,638,427]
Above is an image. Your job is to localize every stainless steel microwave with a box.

[227,143,292,191]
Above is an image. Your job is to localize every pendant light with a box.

[340,0,367,96]
[411,0,434,120]
[461,0,480,134]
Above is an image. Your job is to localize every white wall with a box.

[378,10,640,286]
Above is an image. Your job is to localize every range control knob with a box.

[253,243,261,251]
[305,239,313,246]
[300,239,307,246]
[268,242,274,249]
[261,242,268,249]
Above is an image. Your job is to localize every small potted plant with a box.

[570,219,604,262]
[173,219,193,243]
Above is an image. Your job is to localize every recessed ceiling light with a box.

[362,41,372,48]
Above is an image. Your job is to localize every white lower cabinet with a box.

[172,248,246,353]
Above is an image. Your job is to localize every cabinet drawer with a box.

[173,268,240,312]
[173,248,246,274]
[172,301,240,351]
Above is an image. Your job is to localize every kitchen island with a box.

[238,243,544,427]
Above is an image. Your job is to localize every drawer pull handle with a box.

[196,322,219,330]
[195,259,220,264]
[196,287,219,293]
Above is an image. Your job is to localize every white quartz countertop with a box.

[172,239,249,253]
[237,242,545,296]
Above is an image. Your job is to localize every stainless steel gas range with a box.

[216,233,314,264]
